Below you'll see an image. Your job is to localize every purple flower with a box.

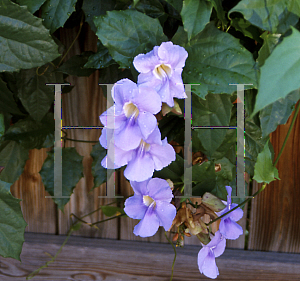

[133,41,188,107]
[100,127,176,182]
[99,78,161,151]
[124,178,176,237]
[216,186,244,240]
[197,231,226,279]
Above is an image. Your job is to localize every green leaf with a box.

[231,17,263,41]
[192,161,216,196]
[253,141,279,183]
[94,9,167,68]
[57,52,96,77]
[0,140,29,183]
[229,0,300,34]
[209,0,228,27]
[2,114,54,149]
[0,188,27,261]
[260,89,300,138]
[245,120,268,176]
[165,0,183,13]
[181,0,212,41]
[215,157,235,187]
[0,78,23,115]
[82,0,116,32]
[253,27,300,115]
[84,41,114,69]
[171,26,188,46]
[202,192,226,212]
[101,205,125,217]
[16,0,47,13]
[0,113,4,138]
[17,66,63,121]
[153,153,184,183]
[40,147,84,211]
[135,0,165,19]
[183,22,257,98]
[257,32,280,67]
[0,0,60,72]
[41,0,77,33]
[91,143,109,189]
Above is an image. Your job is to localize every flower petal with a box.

[133,206,159,237]
[101,144,134,169]
[130,180,150,196]
[137,112,158,140]
[157,42,188,69]
[150,142,176,171]
[114,121,142,151]
[124,152,154,181]
[145,126,162,145]
[99,128,107,149]
[124,195,147,220]
[99,105,126,129]
[197,247,209,273]
[213,235,226,258]
[155,201,176,231]
[219,217,243,240]
[202,251,219,279]
[133,86,161,114]
[112,79,137,105]
[147,178,173,202]
[133,48,160,73]
[229,205,244,222]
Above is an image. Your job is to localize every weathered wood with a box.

[248,104,300,252]
[0,233,299,280]
[58,25,118,239]
[10,149,57,234]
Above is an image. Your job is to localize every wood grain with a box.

[1,233,300,281]
[248,104,300,252]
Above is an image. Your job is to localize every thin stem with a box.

[206,183,267,226]
[26,227,74,280]
[62,137,99,143]
[36,64,50,76]
[70,213,99,229]
[90,214,126,226]
[274,100,300,166]
[164,232,176,281]
[56,14,84,68]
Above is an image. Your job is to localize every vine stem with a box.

[207,100,300,226]
[164,232,176,281]
[62,137,99,143]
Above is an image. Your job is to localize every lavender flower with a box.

[133,41,188,107]
[99,78,161,151]
[216,186,244,240]
[124,178,176,237]
[197,231,226,279]
[101,127,176,182]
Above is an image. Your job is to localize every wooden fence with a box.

[2,24,300,280]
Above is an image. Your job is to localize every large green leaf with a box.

[91,142,109,189]
[257,32,280,67]
[165,0,183,13]
[209,0,228,27]
[253,141,279,183]
[40,148,83,210]
[259,89,300,138]
[16,0,47,13]
[135,0,165,19]
[82,0,116,32]
[229,0,300,34]
[0,188,27,261]
[41,0,77,33]
[181,0,212,40]
[231,17,263,42]
[253,27,300,115]
[2,113,54,149]
[0,0,60,72]
[57,52,96,77]
[84,41,114,69]
[40,147,83,211]
[183,23,257,98]
[0,78,23,115]
[0,113,4,138]
[0,140,29,183]
[94,9,167,68]
[17,66,63,121]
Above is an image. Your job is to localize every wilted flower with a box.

[101,127,176,182]
[124,178,176,237]
[99,78,161,151]
[133,41,188,107]
[197,231,226,279]
[216,186,243,240]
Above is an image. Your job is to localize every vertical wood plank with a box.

[248,105,300,253]
[58,25,118,239]
[10,149,57,234]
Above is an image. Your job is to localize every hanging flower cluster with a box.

[99,42,243,279]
